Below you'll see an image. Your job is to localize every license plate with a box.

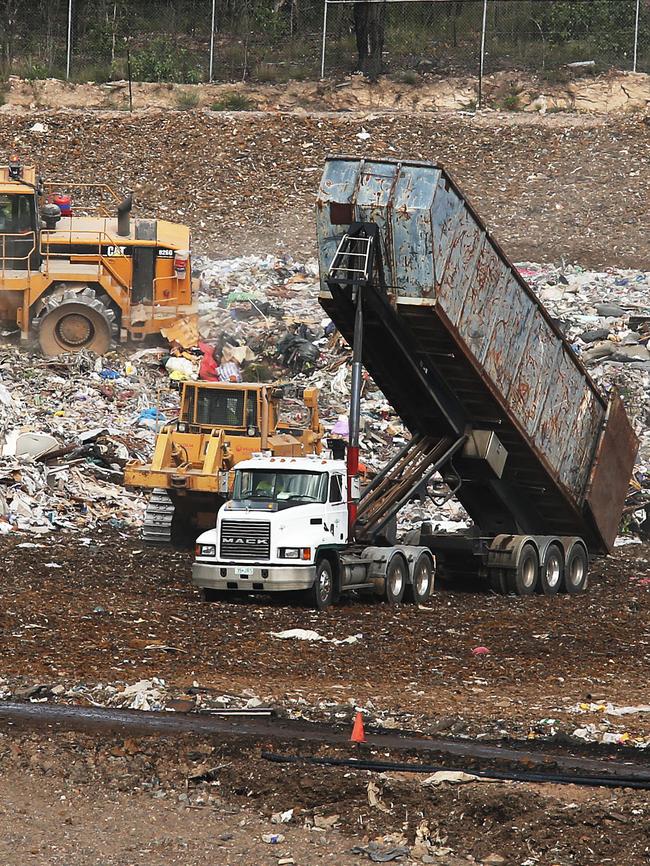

[236,567,254,577]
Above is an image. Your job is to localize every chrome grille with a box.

[220,520,270,560]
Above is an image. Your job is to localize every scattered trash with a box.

[270,629,362,645]
[472,646,491,656]
[271,808,294,824]
[262,833,285,844]
[351,842,410,862]
[420,770,484,786]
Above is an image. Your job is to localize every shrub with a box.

[175,89,200,109]
[210,92,256,111]
[130,38,201,83]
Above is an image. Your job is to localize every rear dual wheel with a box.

[508,542,539,596]
[405,554,434,604]
[505,540,588,596]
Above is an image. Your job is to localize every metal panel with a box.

[479,271,535,398]
[585,393,638,551]
[437,211,485,328]
[390,165,439,298]
[315,157,637,544]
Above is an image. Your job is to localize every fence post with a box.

[66,0,73,79]
[209,0,217,82]
[633,0,640,72]
[320,0,329,79]
[478,0,488,108]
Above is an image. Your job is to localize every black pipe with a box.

[117,192,133,237]
[261,751,650,791]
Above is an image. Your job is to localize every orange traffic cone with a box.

[350,711,366,744]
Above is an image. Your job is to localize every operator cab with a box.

[178,382,261,434]
[0,157,40,271]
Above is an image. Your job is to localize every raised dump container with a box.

[316,156,637,555]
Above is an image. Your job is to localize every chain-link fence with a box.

[0,0,647,84]
[323,0,649,77]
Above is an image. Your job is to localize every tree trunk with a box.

[353,0,387,80]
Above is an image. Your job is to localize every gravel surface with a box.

[0,111,647,267]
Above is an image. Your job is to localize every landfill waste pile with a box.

[0,255,647,539]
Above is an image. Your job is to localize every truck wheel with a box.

[307,558,334,610]
[488,567,508,595]
[508,542,539,596]
[539,542,563,596]
[384,554,407,605]
[405,554,433,603]
[563,543,588,594]
[199,588,223,603]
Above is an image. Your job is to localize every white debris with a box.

[270,628,362,645]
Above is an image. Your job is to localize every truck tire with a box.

[508,542,539,596]
[199,587,224,602]
[405,553,433,603]
[384,554,407,605]
[307,558,334,610]
[563,542,588,594]
[488,567,508,595]
[539,542,563,596]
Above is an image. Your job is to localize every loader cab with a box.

[0,160,40,271]
[178,382,262,434]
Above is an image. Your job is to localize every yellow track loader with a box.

[124,381,323,542]
[0,156,194,355]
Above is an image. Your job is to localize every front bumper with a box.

[192,561,316,592]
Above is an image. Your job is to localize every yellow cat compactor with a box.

[0,156,194,355]
[124,381,323,542]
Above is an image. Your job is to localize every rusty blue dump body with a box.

[316,157,638,553]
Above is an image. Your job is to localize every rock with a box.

[313,814,339,829]
[411,842,431,860]
[14,684,50,699]
[582,341,616,363]
[482,856,506,865]
[612,345,650,362]
[596,303,625,317]
[620,331,642,345]
[49,684,65,696]
[580,327,611,343]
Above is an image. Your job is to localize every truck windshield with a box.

[195,389,244,427]
[234,469,328,505]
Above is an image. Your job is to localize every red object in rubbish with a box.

[350,711,366,744]
[51,193,72,216]
[472,646,490,656]
[198,342,219,381]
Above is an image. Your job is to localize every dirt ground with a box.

[0,109,647,267]
[1,531,650,864]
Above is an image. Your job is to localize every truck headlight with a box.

[279,547,311,560]
[195,544,216,558]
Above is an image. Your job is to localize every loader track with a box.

[141,488,175,543]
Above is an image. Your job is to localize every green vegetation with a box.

[210,93,256,112]
[175,89,201,110]
[130,38,201,84]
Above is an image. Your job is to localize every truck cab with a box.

[193,454,348,600]
[192,453,434,609]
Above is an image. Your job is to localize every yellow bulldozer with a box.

[124,380,324,542]
[0,156,194,355]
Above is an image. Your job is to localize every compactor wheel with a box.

[33,286,117,356]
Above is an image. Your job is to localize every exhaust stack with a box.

[117,192,133,237]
